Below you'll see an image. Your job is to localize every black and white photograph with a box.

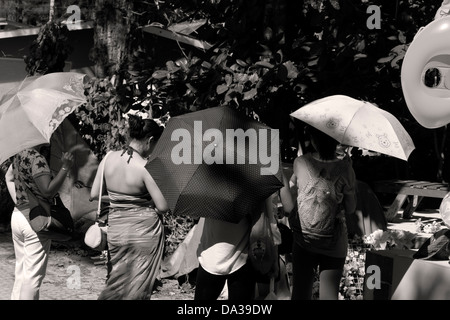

[0,0,450,311]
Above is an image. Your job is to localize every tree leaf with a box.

[225,74,233,86]
[152,70,169,79]
[186,83,197,93]
[283,61,299,79]
[166,61,180,73]
[236,59,248,67]
[255,61,274,69]
[201,61,212,69]
[234,73,248,83]
[243,88,257,100]
[248,73,259,83]
[354,53,368,61]
[128,70,140,76]
[307,58,319,67]
[215,52,228,65]
[216,84,229,95]
[377,56,393,64]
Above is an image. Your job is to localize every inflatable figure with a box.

[434,0,450,20]
[401,0,450,128]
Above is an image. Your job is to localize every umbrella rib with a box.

[17,75,31,92]
[341,103,366,146]
[340,111,357,145]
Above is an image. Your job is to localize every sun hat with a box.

[413,228,450,260]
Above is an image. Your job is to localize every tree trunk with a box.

[49,0,55,21]
[92,0,134,78]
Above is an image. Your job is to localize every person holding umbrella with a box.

[143,105,295,299]
[289,125,357,300]
[194,171,294,300]
[5,145,74,300]
[288,95,414,299]
[90,114,168,300]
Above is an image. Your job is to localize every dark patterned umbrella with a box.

[145,106,283,223]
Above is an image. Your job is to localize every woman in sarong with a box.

[90,114,168,300]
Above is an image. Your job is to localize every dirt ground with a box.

[0,232,195,300]
[1,228,284,301]
[48,240,196,300]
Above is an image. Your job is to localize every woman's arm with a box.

[5,165,17,204]
[143,169,169,213]
[90,157,105,201]
[34,152,74,199]
[279,169,295,215]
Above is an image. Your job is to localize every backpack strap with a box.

[298,154,339,188]
[297,154,346,212]
[96,151,113,220]
[297,155,314,193]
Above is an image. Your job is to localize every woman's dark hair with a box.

[307,125,338,160]
[128,114,164,141]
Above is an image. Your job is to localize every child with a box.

[289,125,357,300]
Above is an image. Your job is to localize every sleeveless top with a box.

[291,154,357,258]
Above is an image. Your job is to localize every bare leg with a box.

[319,268,342,300]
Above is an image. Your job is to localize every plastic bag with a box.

[249,208,278,279]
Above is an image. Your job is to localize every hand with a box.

[61,152,74,171]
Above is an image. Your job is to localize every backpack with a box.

[297,156,344,249]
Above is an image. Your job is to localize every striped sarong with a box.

[98,191,164,300]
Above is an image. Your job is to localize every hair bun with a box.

[128,114,144,138]
[128,114,165,140]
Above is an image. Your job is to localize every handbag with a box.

[26,188,74,241]
[84,219,108,251]
[84,152,111,251]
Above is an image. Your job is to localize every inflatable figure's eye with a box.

[401,15,450,128]
[424,68,441,88]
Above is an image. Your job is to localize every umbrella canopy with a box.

[290,95,415,161]
[0,72,88,165]
[145,106,283,223]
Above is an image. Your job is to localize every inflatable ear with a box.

[401,16,450,128]
[434,0,450,20]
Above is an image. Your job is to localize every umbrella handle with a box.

[342,146,353,163]
[345,147,350,158]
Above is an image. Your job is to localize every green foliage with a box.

[72,77,128,161]
[162,212,197,257]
